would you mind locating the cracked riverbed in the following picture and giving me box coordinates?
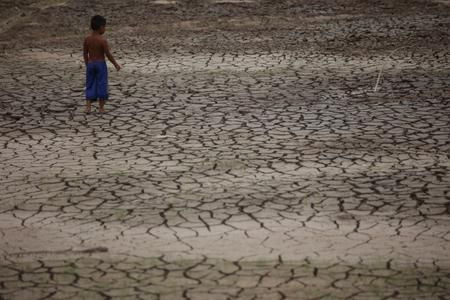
[1,0,450,299]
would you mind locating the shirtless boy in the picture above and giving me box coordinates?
[83,15,121,113]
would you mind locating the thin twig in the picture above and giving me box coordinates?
[373,46,408,92]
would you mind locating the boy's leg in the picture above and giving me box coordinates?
[99,99,106,113]
[85,100,92,113]
[97,62,108,114]
[85,63,95,113]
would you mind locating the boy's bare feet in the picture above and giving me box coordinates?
[99,99,106,113]
[85,100,92,113]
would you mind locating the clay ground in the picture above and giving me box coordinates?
[1,0,450,299]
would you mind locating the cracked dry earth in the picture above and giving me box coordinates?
[1,0,450,299]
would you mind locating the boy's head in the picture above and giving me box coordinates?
[91,15,106,33]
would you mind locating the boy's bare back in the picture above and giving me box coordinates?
[83,33,120,70]
[84,34,107,62]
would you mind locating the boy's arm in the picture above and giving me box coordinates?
[103,39,121,71]
[83,38,89,65]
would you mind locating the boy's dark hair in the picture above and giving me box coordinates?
[91,15,106,31]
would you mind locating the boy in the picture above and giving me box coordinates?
[83,15,121,113]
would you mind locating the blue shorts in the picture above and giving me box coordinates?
[85,61,108,101]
